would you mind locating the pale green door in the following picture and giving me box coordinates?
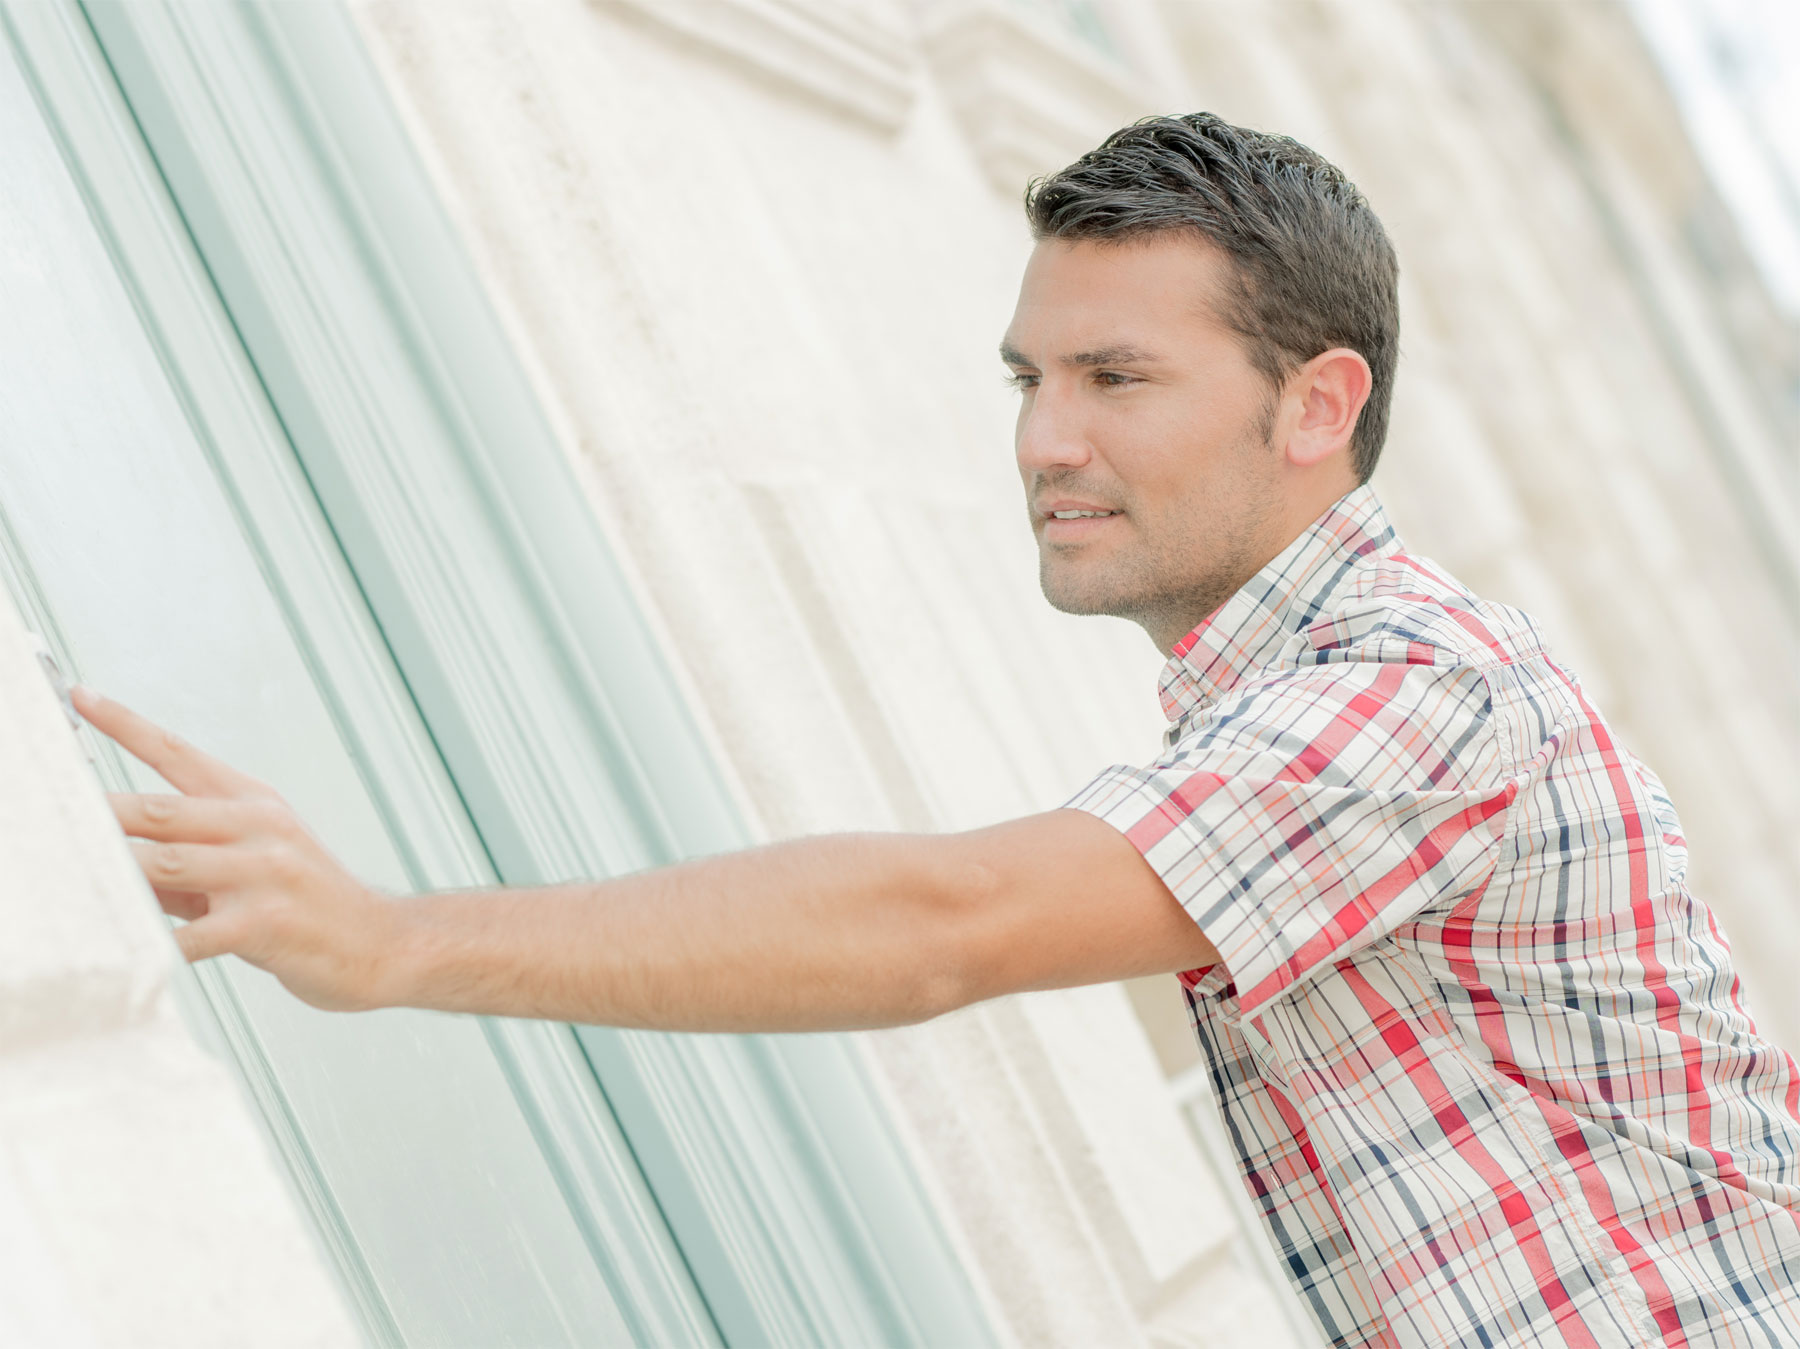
[0,18,713,1348]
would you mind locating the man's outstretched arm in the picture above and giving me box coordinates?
[72,686,1220,1030]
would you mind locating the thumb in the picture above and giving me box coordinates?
[172,912,245,964]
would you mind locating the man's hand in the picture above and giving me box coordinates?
[70,686,398,1012]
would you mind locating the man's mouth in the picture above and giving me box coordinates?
[1041,509,1123,541]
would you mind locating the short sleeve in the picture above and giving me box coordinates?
[1064,656,1512,1017]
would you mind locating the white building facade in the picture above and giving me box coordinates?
[1,1,1791,1345]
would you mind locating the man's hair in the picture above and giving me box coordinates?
[1024,113,1400,484]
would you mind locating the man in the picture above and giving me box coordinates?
[75,114,1800,1347]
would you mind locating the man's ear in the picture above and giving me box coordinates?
[1283,347,1371,470]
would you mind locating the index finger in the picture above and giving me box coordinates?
[69,685,271,799]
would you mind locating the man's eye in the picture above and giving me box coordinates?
[1095,371,1138,387]
[1004,372,1040,391]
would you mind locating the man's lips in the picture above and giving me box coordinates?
[1041,510,1123,541]
[1037,498,1120,519]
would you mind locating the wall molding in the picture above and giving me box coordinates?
[601,0,917,130]
[921,0,1146,195]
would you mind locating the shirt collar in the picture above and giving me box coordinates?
[1155,485,1401,720]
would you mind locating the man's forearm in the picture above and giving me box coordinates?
[378,832,979,1031]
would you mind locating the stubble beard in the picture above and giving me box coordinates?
[1036,433,1282,649]
[1038,513,1265,647]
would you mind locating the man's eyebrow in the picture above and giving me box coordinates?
[1063,343,1161,367]
[997,342,1162,367]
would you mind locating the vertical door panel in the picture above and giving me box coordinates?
[0,23,684,1347]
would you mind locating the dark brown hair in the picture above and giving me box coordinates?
[1025,113,1399,483]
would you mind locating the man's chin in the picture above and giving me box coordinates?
[1038,574,1136,621]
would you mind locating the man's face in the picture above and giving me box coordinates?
[1001,234,1291,651]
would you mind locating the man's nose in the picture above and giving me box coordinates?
[1014,383,1095,475]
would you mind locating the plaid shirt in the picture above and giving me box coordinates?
[1064,486,1800,1347]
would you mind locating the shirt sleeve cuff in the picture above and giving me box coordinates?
[1058,764,1235,991]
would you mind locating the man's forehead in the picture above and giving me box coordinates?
[1003,237,1236,365]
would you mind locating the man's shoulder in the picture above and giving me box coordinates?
[1181,547,1527,777]
[1292,546,1547,676]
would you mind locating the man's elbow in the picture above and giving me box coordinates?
[894,837,1007,1022]
[906,810,1220,1007]
[904,830,1058,1020]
